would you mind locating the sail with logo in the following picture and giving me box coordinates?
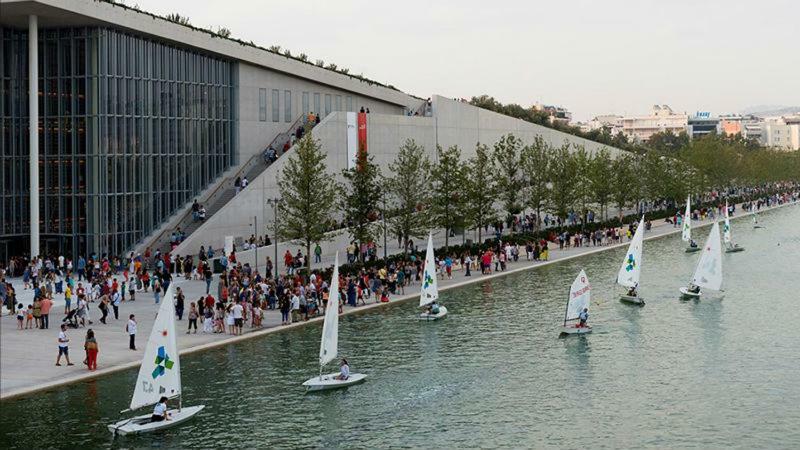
[723,200,745,253]
[108,285,204,435]
[683,196,700,253]
[560,269,592,335]
[617,217,645,305]
[418,232,448,320]
[680,221,723,299]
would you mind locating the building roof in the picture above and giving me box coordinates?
[0,0,419,108]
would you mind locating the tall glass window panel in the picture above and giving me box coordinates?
[302,91,309,114]
[271,89,279,122]
[324,94,332,117]
[258,88,266,121]
[284,90,291,122]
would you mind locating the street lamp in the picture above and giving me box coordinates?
[381,190,388,259]
[266,197,282,279]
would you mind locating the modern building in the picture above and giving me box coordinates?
[0,0,622,262]
[686,112,720,139]
[760,117,800,151]
[580,115,623,135]
[533,102,572,125]
[620,105,688,142]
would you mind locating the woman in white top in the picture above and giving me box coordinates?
[151,396,170,422]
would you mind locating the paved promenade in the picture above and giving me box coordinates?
[1,201,794,400]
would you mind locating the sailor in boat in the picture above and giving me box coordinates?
[334,358,350,381]
[151,396,171,423]
[687,284,700,294]
[627,283,638,298]
[578,308,590,328]
[689,239,698,249]
[426,301,441,316]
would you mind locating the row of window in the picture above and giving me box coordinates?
[257,89,355,123]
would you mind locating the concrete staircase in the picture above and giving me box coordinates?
[137,115,308,255]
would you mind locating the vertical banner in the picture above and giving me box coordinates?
[357,112,368,155]
[224,236,233,257]
[346,112,357,170]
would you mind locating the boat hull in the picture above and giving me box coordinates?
[303,372,367,392]
[725,246,745,253]
[108,405,205,436]
[685,247,701,253]
[619,294,645,305]
[418,305,448,321]
[560,325,592,336]
[679,287,701,299]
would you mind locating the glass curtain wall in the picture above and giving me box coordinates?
[0,26,236,261]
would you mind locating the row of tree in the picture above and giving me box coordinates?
[276,131,800,275]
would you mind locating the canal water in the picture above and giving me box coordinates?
[2,206,799,449]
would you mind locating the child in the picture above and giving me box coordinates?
[203,307,213,333]
[17,303,24,329]
[252,304,262,328]
[380,290,390,303]
[25,304,34,329]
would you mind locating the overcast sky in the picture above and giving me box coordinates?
[134,0,799,120]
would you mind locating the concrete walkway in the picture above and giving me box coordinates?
[1,200,795,400]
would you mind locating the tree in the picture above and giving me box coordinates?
[520,136,551,230]
[340,147,382,261]
[492,134,524,221]
[464,143,497,244]
[547,143,578,223]
[385,139,432,255]
[277,135,338,275]
[431,145,467,250]
[611,153,637,220]
[587,148,614,221]
[571,145,592,227]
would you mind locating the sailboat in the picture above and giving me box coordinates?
[560,269,592,335]
[723,200,745,253]
[108,285,204,435]
[683,195,700,253]
[617,217,645,305]
[302,253,367,391]
[679,221,723,299]
[418,232,448,320]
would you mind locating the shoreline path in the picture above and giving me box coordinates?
[1,200,795,400]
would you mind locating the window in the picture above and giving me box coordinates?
[272,89,279,122]
[335,95,342,112]
[302,91,309,114]
[258,88,266,121]
[313,93,321,115]
[284,90,292,122]
[346,96,353,112]
[325,94,332,116]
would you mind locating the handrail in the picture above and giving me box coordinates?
[137,114,307,253]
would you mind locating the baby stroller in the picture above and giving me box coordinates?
[62,309,79,328]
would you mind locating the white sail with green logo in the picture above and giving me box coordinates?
[682,195,692,242]
[419,233,439,307]
[129,285,181,411]
[723,200,732,244]
[617,217,645,289]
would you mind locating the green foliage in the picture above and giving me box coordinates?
[340,147,383,260]
[385,140,433,254]
[492,134,524,217]
[611,153,638,219]
[646,130,690,153]
[587,148,614,220]
[464,143,497,243]
[277,136,338,275]
[431,145,468,249]
[547,142,578,221]
[520,136,551,229]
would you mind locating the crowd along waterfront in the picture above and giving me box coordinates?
[1,204,798,449]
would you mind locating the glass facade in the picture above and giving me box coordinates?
[0,26,236,260]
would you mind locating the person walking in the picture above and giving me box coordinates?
[84,329,99,370]
[187,303,198,334]
[56,324,74,366]
[153,280,162,304]
[126,314,137,350]
[175,287,185,321]
[98,294,109,324]
[111,289,121,320]
[40,295,52,329]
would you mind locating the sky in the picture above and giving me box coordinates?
[132,0,800,121]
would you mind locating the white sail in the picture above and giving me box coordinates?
[565,269,591,323]
[319,253,341,367]
[419,233,439,307]
[617,217,645,288]
[691,221,723,291]
[129,284,181,411]
[723,200,732,244]
[682,195,692,242]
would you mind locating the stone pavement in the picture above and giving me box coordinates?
[1,200,794,400]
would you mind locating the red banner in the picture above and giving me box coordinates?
[357,112,368,154]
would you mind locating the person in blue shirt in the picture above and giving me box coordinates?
[578,308,589,327]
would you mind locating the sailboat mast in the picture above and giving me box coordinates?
[563,286,570,327]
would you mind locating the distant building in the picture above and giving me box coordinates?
[719,114,761,138]
[686,112,720,139]
[760,117,800,151]
[533,102,573,125]
[582,115,624,135]
[621,105,688,142]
